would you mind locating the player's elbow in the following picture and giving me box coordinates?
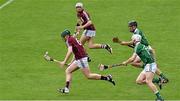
[129,58,134,63]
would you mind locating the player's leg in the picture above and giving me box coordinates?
[82,30,112,53]
[65,62,79,88]
[145,63,164,100]
[156,66,169,83]
[81,67,115,85]
[149,46,169,83]
[78,57,115,85]
[80,33,88,45]
[58,61,79,93]
[136,71,146,85]
[88,36,102,49]
[88,37,112,53]
[79,32,92,62]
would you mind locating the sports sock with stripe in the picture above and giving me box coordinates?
[155,91,163,99]
[65,81,70,89]
[160,73,167,79]
[101,44,107,49]
[100,76,108,80]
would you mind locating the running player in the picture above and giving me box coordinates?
[113,20,168,84]
[58,29,115,94]
[121,34,164,101]
[74,2,112,54]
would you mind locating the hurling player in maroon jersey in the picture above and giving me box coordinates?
[74,2,112,55]
[58,29,115,94]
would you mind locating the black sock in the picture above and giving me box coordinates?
[100,76,108,80]
[65,81,70,89]
[160,73,167,79]
[101,44,107,49]
[104,65,108,69]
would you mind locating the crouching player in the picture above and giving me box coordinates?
[121,34,164,101]
[58,29,115,94]
[113,21,168,84]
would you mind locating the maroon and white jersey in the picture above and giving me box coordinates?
[77,10,95,30]
[66,36,87,60]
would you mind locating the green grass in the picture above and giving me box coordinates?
[0,0,180,100]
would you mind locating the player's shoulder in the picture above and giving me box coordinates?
[134,28,143,35]
[83,10,90,16]
[134,28,139,33]
[67,36,75,42]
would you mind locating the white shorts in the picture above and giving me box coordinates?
[143,62,157,73]
[83,30,96,37]
[74,57,89,68]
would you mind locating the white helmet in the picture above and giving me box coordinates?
[75,2,83,8]
[131,34,142,43]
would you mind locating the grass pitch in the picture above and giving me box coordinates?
[0,0,180,100]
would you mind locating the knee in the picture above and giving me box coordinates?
[88,44,94,49]
[84,73,92,79]
[145,79,152,84]
[136,79,143,85]
[65,69,70,74]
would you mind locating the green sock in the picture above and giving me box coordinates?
[155,91,163,99]
[160,73,167,79]
[152,78,159,84]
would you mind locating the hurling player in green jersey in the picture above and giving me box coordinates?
[122,34,164,101]
[114,21,168,84]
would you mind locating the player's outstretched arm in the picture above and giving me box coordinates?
[68,55,75,66]
[60,46,73,67]
[121,40,134,46]
[112,37,134,48]
[122,53,137,65]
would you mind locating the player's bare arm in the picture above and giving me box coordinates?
[121,40,133,46]
[77,20,92,30]
[60,46,73,67]
[112,37,134,48]
[68,56,75,66]
[122,53,137,65]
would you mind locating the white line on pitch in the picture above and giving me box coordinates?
[0,0,14,10]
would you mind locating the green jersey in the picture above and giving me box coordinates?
[133,28,149,46]
[134,42,154,65]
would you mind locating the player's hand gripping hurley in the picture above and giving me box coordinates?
[43,51,69,67]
